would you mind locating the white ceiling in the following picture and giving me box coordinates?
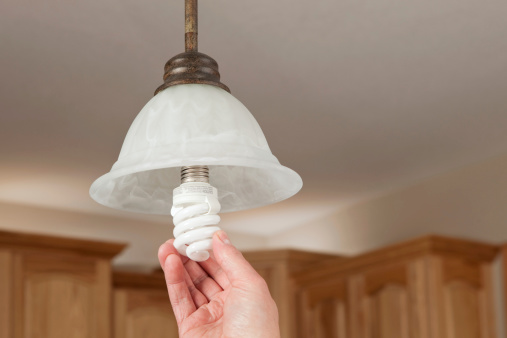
[1,0,507,236]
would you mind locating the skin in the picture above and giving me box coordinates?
[158,230,281,338]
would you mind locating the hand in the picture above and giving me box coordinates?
[158,230,280,338]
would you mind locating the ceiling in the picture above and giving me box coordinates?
[1,0,507,236]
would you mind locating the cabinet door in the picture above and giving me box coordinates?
[350,261,428,338]
[299,279,348,338]
[252,263,295,338]
[0,250,12,338]
[114,288,178,338]
[428,257,496,338]
[254,264,287,309]
[13,252,111,338]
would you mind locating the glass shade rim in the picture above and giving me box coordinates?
[90,158,303,214]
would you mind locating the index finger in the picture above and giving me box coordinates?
[163,254,197,325]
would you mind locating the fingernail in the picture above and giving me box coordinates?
[216,230,231,245]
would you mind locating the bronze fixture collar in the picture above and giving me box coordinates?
[155,0,230,95]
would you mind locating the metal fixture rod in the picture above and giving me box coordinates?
[181,165,209,183]
[185,0,198,52]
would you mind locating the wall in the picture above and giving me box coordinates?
[268,152,507,254]
[0,201,267,269]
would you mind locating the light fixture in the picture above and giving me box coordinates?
[90,0,302,261]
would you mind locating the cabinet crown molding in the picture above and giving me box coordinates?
[0,229,126,259]
[243,249,340,264]
[295,235,499,286]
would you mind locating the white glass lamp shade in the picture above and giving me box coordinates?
[90,84,302,214]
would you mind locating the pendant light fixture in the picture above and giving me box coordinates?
[90,0,302,261]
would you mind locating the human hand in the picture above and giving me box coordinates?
[158,230,280,338]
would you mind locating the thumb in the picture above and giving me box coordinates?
[212,230,261,287]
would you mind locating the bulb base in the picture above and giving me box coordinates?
[181,165,209,184]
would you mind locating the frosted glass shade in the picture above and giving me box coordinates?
[90,84,302,214]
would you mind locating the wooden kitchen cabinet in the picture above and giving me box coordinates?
[295,236,499,338]
[126,249,340,338]
[112,271,178,338]
[298,277,349,338]
[0,230,125,338]
[426,255,496,338]
[0,230,501,338]
[243,249,340,338]
[348,260,428,338]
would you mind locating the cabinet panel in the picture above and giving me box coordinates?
[311,298,347,338]
[352,260,429,338]
[366,285,409,338]
[0,251,12,338]
[13,252,111,338]
[254,265,285,309]
[300,280,348,338]
[250,262,292,338]
[114,288,178,338]
[362,264,411,338]
[25,275,93,338]
[430,257,495,338]
[443,281,480,338]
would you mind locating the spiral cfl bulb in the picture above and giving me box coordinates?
[171,166,222,262]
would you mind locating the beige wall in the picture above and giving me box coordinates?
[0,201,267,268]
[4,152,507,266]
[268,152,507,254]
